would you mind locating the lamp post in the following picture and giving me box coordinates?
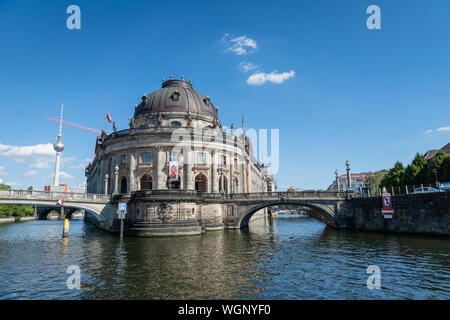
[434,169,439,189]
[345,160,352,191]
[335,170,340,192]
[104,174,109,195]
[113,164,119,195]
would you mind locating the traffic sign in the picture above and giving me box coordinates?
[118,202,127,212]
[381,193,394,218]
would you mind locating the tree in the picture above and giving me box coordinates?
[27,186,33,192]
[405,153,428,185]
[365,170,387,196]
[0,183,10,190]
[381,161,406,188]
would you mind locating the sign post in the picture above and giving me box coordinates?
[381,193,394,219]
[117,202,127,238]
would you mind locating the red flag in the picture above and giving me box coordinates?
[106,112,113,123]
[93,151,96,158]
[57,199,64,206]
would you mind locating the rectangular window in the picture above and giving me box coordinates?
[121,155,127,164]
[142,152,152,163]
[169,152,179,162]
[197,152,206,164]
[220,155,226,166]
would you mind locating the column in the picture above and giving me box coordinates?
[211,150,219,193]
[185,147,194,190]
[129,151,136,192]
[229,152,234,193]
[240,156,246,193]
[104,174,109,195]
[156,147,166,189]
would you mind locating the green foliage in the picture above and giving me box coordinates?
[0,205,34,217]
[381,151,450,188]
[0,184,11,190]
[27,186,33,192]
[365,170,387,196]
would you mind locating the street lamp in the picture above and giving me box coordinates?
[345,160,352,191]
[113,164,119,195]
[335,170,339,191]
[434,169,439,189]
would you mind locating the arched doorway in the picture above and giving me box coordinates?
[120,177,128,194]
[219,175,228,193]
[140,175,152,190]
[195,173,208,192]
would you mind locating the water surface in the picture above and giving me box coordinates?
[0,214,449,299]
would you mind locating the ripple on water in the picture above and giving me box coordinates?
[0,217,449,299]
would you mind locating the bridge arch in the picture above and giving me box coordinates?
[238,200,337,228]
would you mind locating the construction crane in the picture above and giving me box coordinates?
[45,116,102,134]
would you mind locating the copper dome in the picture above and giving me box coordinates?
[134,79,218,119]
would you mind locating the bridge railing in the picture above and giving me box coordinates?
[129,190,347,200]
[0,189,111,202]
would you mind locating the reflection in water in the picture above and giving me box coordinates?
[0,214,449,300]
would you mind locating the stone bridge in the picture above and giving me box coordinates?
[0,189,112,227]
[3,189,447,236]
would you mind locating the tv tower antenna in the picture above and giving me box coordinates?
[52,103,65,186]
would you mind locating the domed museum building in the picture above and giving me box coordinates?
[85,77,275,236]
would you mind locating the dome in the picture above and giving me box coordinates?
[134,79,218,119]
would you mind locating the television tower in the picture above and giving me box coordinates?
[53,103,65,186]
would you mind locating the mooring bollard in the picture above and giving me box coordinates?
[62,218,70,238]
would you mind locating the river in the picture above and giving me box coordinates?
[0,214,449,300]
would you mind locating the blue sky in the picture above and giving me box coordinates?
[0,0,449,191]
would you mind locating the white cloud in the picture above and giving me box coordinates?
[0,142,55,164]
[24,170,39,178]
[30,161,51,169]
[0,166,7,176]
[423,129,433,134]
[247,70,295,86]
[239,61,258,73]
[5,181,22,188]
[0,178,3,184]
[45,171,74,180]
[70,163,86,169]
[437,125,450,132]
[222,34,258,55]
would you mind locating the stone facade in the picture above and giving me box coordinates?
[85,78,273,236]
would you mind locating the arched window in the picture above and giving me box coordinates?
[195,174,208,192]
[120,177,128,194]
[171,121,181,127]
[140,175,152,190]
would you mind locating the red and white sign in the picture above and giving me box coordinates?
[381,193,394,218]
[57,199,65,206]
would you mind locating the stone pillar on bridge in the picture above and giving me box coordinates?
[335,170,340,192]
[211,150,219,193]
[184,147,194,190]
[156,146,166,189]
[129,151,136,192]
[113,164,119,195]
[59,206,65,220]
[104,174,109,195]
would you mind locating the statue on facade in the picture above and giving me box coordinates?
[101,130,107,142]
[157,113,163,125]
[129,117,136,134]
[186,114,192,127]
[112,121,117,136]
